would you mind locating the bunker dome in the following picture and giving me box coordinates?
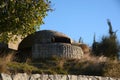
[18,30,83,61]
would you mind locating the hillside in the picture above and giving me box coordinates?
[0,53,120,78]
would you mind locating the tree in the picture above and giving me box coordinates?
[100,35,119,58]
[78,37,83,43]
[107,19,114,36]
[92,20,120,59]
[92,33,101,56]
[100,20,119,59]
[0,0,51,43]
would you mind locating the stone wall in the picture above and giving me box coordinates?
[32,43,83,59]
[0,73,119,80]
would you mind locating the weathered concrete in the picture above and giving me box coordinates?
[32,43,83,59]
[17,30,84,61]
[0,73,120,80]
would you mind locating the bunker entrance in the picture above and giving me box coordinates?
[52,37,71,43]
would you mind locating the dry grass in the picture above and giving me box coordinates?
[0,53,120,78]
[0,53,14,73]
[0,53,41,74]
[81,54,108,63]
[103,59,120,78]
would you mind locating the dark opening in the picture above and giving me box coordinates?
[52,37,71,43]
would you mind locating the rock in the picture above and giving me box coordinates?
[12,73,29,80]
[41,74,48,80]
[49,75,67,80]
[77,75,89,80]
[0,73,120,80]
[0,73,12,80]
[66,75,78,80]
[71,75,77,80]
[29,74,41,80]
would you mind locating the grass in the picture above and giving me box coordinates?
[103,59,120,78]
[0,53,120,78]
[7,62,40,74]
[0,53,14,73]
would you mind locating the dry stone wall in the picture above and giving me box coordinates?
[0,73,119,80]
[32,43,83,59]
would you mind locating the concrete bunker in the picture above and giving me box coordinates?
[17,30,83,61]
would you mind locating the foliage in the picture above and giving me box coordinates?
[100,36,119,58]
[92,20,120,59]
[7,62,40,74]
[1,53,120,78]
[0,0,51,43]
[31,56,107,76]
[103,60,120,78]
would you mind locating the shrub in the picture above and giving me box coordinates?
[103,60,120,78]
[92,20,120,59]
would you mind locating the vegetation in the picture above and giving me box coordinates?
[0,0,119,79]
[0,54,120,78]
[103,60,120,78]
[0,0,51,43]
[92,19,120,59]
[0,19,120,78]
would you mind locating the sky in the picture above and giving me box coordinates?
[40,0,120,46]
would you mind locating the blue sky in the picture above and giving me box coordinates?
[40,0,120,46]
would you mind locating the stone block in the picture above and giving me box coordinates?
[12,73,29,80]
[0,73,12,80]
[48,75,67,80]
[29,74,41,80]
[70,75,77,80]
[0,73,120,80]
[77,75,89,80]
[41,74,48,80]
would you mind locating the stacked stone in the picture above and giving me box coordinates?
[0,73,119,80]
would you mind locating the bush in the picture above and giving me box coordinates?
[103,60,120,78]
[0,53,120,78]
[92,20,120,59]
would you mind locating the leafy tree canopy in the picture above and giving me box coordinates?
[0,0,51,43]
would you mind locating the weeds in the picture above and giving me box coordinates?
[0,53,120,78]
[103,59,120,78]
